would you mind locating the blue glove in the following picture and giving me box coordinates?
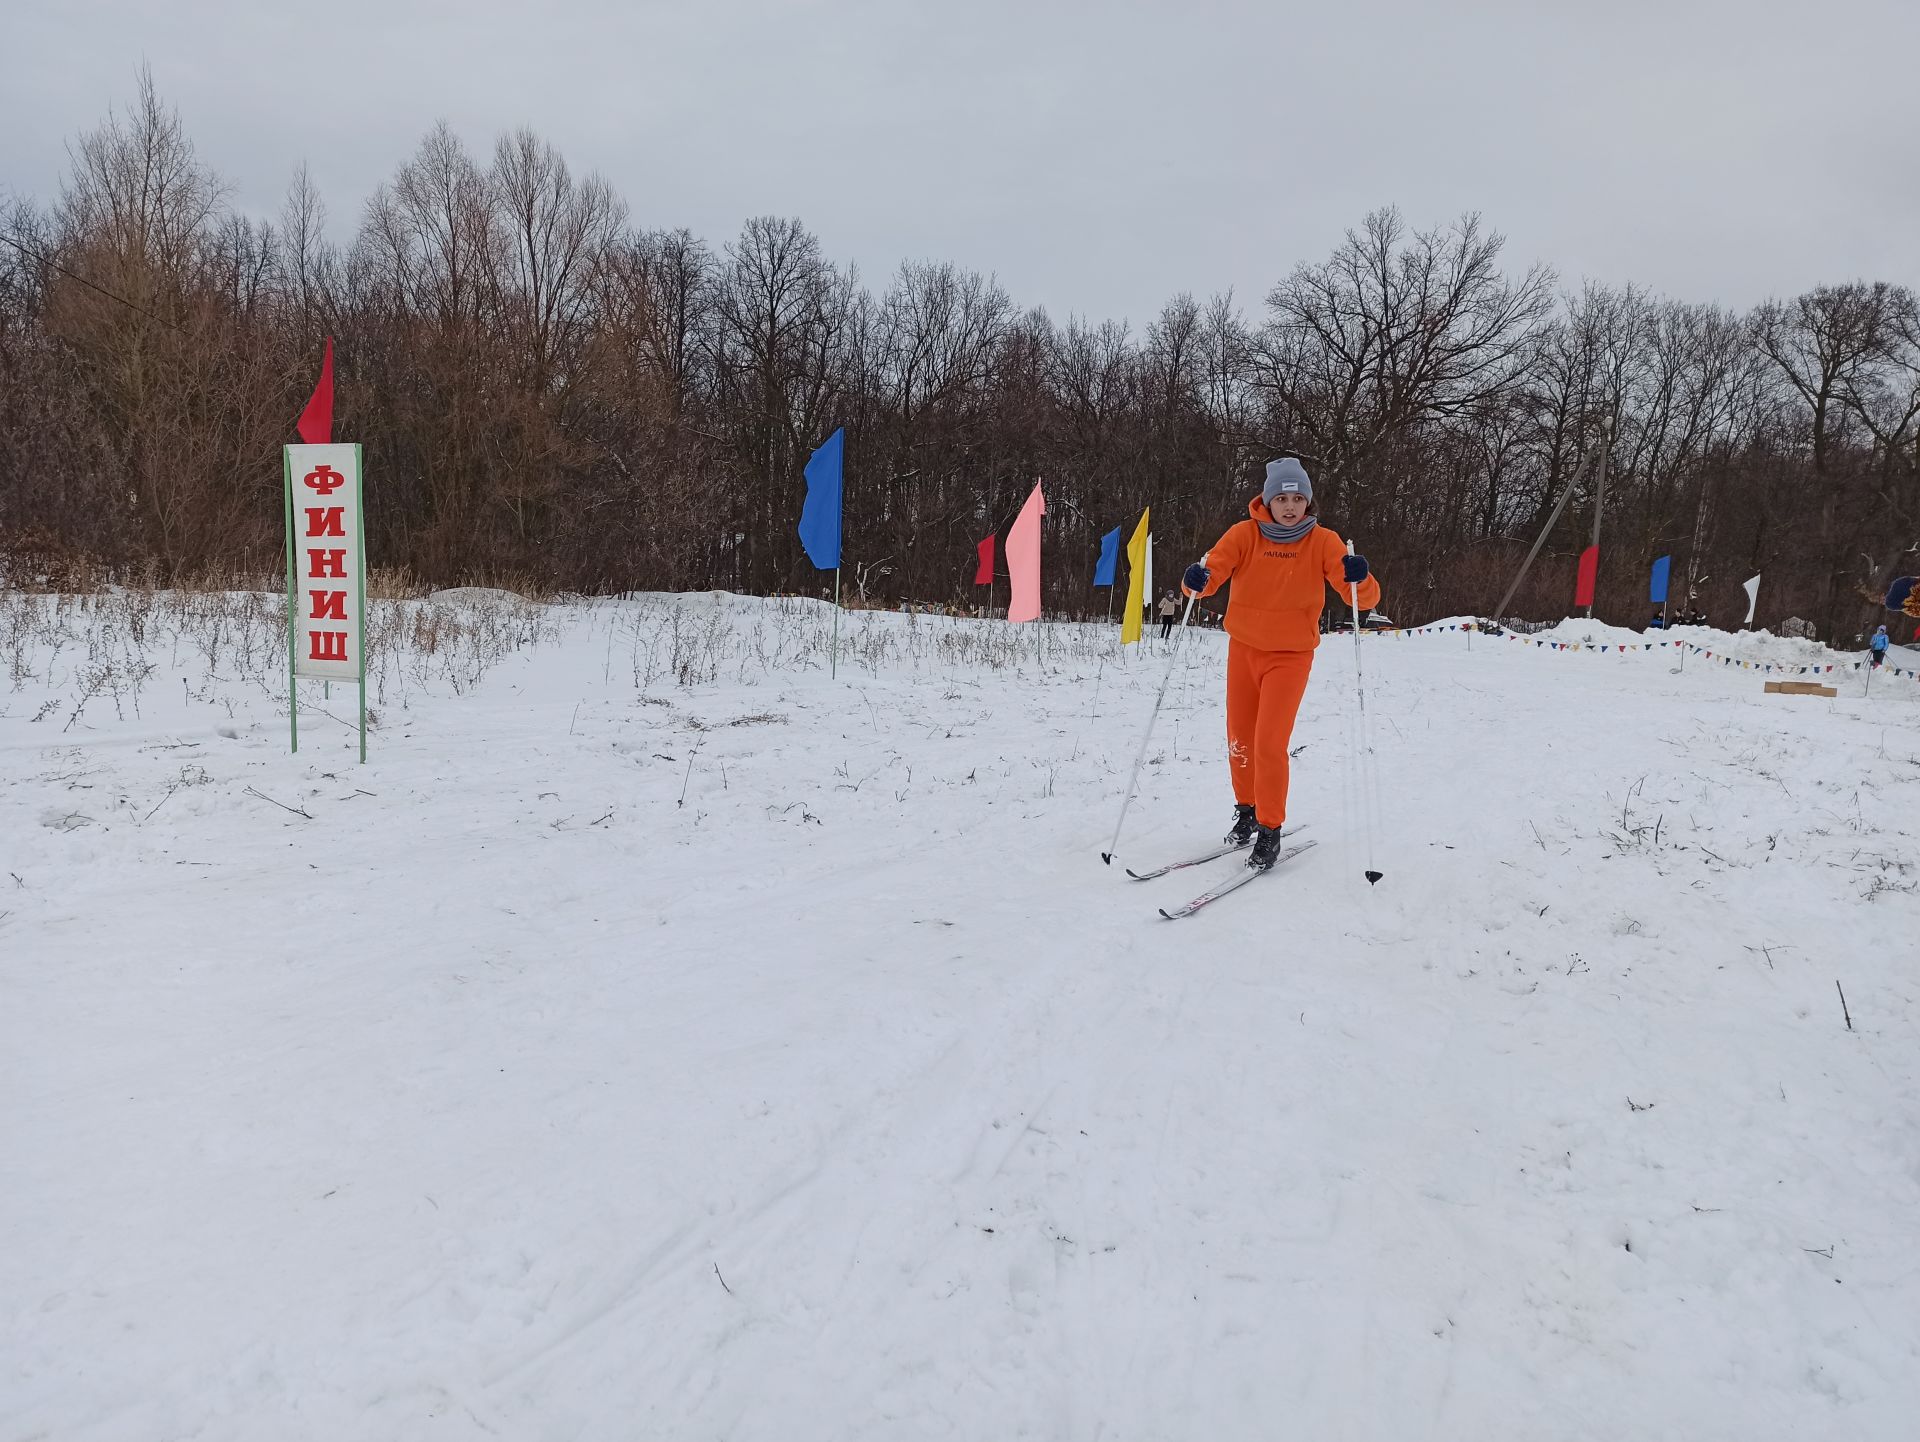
[1342,554,1370,584]
[1182,563,1210,594]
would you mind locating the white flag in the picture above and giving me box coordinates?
[1742,574,1761,626]
[1144,533,1153,622]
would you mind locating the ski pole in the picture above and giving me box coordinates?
[1347,539,1383,885]
[1101,591,1196,865]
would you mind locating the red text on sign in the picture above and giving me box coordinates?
[310,590,347,621]
[303,465,346,496]
[304,506,346,538]
[309,631,349,662]
[307,549,347,579]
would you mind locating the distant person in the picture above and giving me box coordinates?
[1157,592,1180,640]
[1648,611,1665,630]
[1870,624,1890,669]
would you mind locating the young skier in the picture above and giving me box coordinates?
[1870,624,1890,669]
[1182,457,1380,869]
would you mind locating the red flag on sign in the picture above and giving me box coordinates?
[1574,545,1599,607]
[295,337,334,444]
[974,534,994,585]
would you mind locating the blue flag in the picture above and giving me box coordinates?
[1649,555,1671,604]
[798,428,844,570]
[1094,526,1120,587]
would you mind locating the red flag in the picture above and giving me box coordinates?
[1574,545,1599,607]
[295,337,334,445]
[973,535,995,585]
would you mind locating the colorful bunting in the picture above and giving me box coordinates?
[1361,619,1919,685]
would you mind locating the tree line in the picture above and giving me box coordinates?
[3,75,1916,639]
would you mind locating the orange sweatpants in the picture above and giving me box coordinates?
[1226,639,1315,828]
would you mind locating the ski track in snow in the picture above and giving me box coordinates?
[4,594,1919,1441]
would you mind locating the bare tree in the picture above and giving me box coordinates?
[1752,282,1908,626]
[1253,208,1555,523]
[8,80,1920,642]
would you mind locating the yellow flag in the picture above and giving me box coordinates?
[1121,508,1151,644]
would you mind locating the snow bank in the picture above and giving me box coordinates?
[1510,617,1880,671]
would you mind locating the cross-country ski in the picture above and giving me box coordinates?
[1157,840,1320,919]
[1123,824,1307,880]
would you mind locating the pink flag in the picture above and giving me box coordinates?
[1005,481,1045,622]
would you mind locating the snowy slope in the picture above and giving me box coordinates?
[4,591,1918,1441]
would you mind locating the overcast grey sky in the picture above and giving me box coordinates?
[6,0,1916,324]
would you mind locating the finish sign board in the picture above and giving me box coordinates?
[283,443,368,759]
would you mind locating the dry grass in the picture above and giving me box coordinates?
[1,585,561,728]
[1,573,1178,738]
[607,592,1143,693]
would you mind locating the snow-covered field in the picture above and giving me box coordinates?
[5,589,1918,1441]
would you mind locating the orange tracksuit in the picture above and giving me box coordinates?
[1190,500,1382,828]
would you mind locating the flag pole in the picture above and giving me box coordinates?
[1348,539,1383,886]
[799,427,846,677]
[1585,420,1611,620]
[357,443,368,764]
[284,450,299,754]
[1102,593,1195,864]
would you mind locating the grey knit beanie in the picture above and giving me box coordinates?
[1263,457,1313,508]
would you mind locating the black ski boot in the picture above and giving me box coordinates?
[1225,803,1258,847]
[1247,823,1285,870]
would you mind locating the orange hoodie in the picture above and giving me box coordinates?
[1192,498,1382,652]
